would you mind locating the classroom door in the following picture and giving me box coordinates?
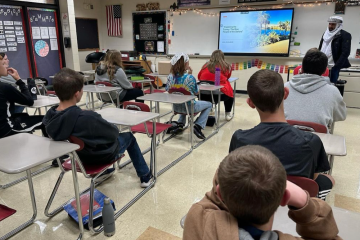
[0,5,32,79]
[27,7,62,84]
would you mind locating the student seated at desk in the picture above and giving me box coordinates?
[95,50,144,104]
[198,50,234,121]
[284,49,346,131]
[0,58,45,139]
[229,70,334,199]
[43,68,152,187]
[183,146,341,240]
[165,53,212,140]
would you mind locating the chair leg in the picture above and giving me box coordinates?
[44,170,67,217]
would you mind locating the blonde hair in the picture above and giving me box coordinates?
[202,50,230,74]
[106,50,124,80]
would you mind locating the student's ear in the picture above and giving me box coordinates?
[216,184,224,201]
[280,189,291,207]
[284,87,289,100]
[246,98,256,109]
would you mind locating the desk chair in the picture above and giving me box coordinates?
[143,75,165,94]
[287,120,327,133]
[44,136,124,234]
[167,88,200,129]
[287,175,319,198]
[95,81,119,109]
[123,101,172,147]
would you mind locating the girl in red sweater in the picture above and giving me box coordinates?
[198,50,233,121]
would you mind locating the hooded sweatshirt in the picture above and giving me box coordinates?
[42,105,120,164]
[95,64,133,102]
[284,74,346,131]
[183,173,342,240]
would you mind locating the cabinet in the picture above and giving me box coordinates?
[340,70,360,108]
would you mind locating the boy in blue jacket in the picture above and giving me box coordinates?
[43,68,152,187]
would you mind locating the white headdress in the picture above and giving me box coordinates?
[321,16,343,58]
[170,52,189,66]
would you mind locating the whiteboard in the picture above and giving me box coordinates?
[168,4,360,58]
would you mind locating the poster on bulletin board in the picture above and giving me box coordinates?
[0,5,32,78]
[133,11,167,55]
[28,8,62,84]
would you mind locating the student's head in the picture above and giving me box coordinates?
[53,68,84,103]
[247,70,287,113]
[327,15,342,32]
[302,49,328,76]
[217,145,287,226]
[0,53,9,68]
[106,50,124,80]
[170,53,189,76]
[205,49,230,73]
[0,54,7,76]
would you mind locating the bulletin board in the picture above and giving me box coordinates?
[28,7,62,84]
[0,5,32,78]
[75,18,100,50]
[132,11,167,55]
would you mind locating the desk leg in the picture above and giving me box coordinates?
[190,101,194,149]
[152,120,157,180]
[91,92,95,111]
[70,152,84,239]
[0,170,37,240]
[328,155,334,175]
[217,92,221,129]
[232,82,236,116]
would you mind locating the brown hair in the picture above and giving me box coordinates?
[53,68,84,101]
[302,48,328,76]
[247,69,284,113]
[218,145,287,226]
[170,56,186,76]
[202,50,230,74]
[106,50,124,80]
[0,53,5,59]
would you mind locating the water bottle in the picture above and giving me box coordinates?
[215,67,221,86]
[102,198,115,237]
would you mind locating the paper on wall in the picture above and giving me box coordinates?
[157,41,164,52]
[5,31,14,34]
[219,0,230,4]
[17,36,25,43]
[6,38,15,42]
[32,27,41,39]
[50,38,58,50]
[15,26,22,31]
[5,26,14,30]
[14,21,22,25]
[0,35,4,39]
[7,42,17,46]
[6,35,15,38]
[0,40,5,46]
[8,47,17,51]
[4,21,13,25]
[15,31,23,36]
[48,27,57,39]
[40,27,49,39]
[0,48,7,52]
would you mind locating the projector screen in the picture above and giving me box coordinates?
[218,9,294,57]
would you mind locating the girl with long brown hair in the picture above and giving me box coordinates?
[95,50,144,103]
[165,53,212,140]
[198,50,234,121]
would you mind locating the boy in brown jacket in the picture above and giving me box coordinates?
[183,145,341,240]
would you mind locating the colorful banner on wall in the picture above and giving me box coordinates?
[231,59,300,74]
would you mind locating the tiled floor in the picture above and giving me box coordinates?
[0,94,359,240]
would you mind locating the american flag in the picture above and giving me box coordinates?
[106,5,122,37]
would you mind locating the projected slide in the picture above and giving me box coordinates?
[219,9,294,56]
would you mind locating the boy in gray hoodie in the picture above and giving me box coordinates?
[284,49,346,131]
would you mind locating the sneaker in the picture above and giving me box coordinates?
[225,112,233,121]
[140,172,153,188]
[209,108,215,116]
[51,155,69,167]
[193,124,206,140]
[95,168,115,183]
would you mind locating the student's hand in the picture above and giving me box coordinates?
[284,181,308,209]
[7,68,21,80]
[187,66,193,74]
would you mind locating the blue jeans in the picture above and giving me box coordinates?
[174,100,212,129]
[330,67,340,84]
[14,106,25,113]
[117,132,150,181]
